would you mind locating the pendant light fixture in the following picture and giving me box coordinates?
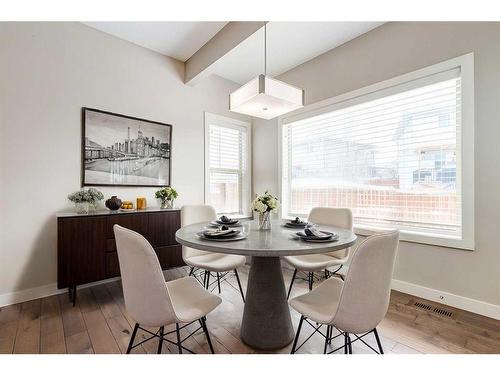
[229,22,304,120]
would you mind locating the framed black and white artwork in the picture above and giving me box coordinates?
[82,107,172,187]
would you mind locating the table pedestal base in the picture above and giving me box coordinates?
[241,256,294,350]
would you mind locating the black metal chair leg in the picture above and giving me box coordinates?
[323,325,331,354]
[287,269,298,299]
[126,323,139,354]
[290,315,305,354]
[373,328,384,354]
[203,270,208,288]
[347,333,352,354]
[324,269,329,279]
[216,273,221,293]
[189,267,194,276]
[234,269,245,302]
[344,332,348,354]
[206,271,211,290]
[308,272,313,290]
[157,326,164,354]
[200,317,215,354]
[176,323,182,354]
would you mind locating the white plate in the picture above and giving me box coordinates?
[196,232,248,242]
[290,233,339,243]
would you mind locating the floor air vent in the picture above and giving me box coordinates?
[433,307,453,317]
[414,302,432,310]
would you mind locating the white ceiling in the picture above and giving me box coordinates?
[83,22,228,61]
[208,22,384,84]
[83,21,383,83]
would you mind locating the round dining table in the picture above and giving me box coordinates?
[175,220,357,350]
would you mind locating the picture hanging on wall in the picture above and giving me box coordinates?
[82,107,172,187]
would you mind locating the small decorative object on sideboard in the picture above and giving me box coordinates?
[105,195,122,211]
[67,188,104,214]
[121,201,134,210]
[137,197,147,210]
[155,186,178,209]
[252,191,279,231]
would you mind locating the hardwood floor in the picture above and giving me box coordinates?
[1,265,499,354]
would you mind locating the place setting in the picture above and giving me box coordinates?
[282,216,310,229]
[290,225,339,243]
[207,215,242,228]
[196,225,248,242]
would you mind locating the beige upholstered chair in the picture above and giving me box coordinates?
[114,225,222,354]
[181,205,246,301]
[284,207,353,298]
[289,230,399,354]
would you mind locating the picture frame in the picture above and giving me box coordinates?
[81,107,172,187]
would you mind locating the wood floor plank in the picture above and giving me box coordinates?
[0,303,21,353]
[13,299,41,353]
[78,288,120,354]
[40,295,66,353]
[0,320,19,354]
[58,293,87,337]
[66,331,93,354]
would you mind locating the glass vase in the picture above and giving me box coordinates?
[75,202,90,214]
[259,211,272,231]
[161,199,174,209]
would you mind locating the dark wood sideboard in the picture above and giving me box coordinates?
[57,208,183,305]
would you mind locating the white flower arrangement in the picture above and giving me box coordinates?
[251,191,280,213]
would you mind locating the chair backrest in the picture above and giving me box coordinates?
[308,207,353,259]
[181,204,217,259]
[331,230,399,334]
[113,225,176,327]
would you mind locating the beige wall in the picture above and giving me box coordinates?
[253,22,500,306]
[0,22,248,297]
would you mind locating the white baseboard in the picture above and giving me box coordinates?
[0,276,121,308]
[391,279,500,320]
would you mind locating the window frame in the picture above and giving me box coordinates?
[278,53,475,250]
[204,112,252,218]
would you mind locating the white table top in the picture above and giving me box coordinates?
[175,220,357,257]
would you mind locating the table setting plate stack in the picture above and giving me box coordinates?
[290,223,339,243]
[197,216,247,241]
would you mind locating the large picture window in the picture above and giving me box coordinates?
[205,113,251,217]
[281,54,474,249]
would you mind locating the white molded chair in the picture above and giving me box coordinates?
[181,205,246,302]
[114,225,222,354]
[284,207,353,298]
[289,230,399,354]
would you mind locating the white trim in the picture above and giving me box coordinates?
[0,276,121,308]
[278,53,475,250]
[391,279,500,321]
[204,112,252,217]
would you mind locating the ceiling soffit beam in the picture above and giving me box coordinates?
[184,21,264,86]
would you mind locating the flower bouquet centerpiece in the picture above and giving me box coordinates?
[251,191,279,230]
[67,188,104,214]
[155,186,178,209]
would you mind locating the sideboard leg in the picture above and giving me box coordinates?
[72,284,77,306]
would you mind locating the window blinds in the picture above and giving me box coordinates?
[207,123,248,215]
[282,70,462,238]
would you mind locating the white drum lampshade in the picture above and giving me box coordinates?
[230,75,304,120]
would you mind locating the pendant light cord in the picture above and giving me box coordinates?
[264,21,267,76]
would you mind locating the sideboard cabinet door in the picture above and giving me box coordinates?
[147,211,180,247]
